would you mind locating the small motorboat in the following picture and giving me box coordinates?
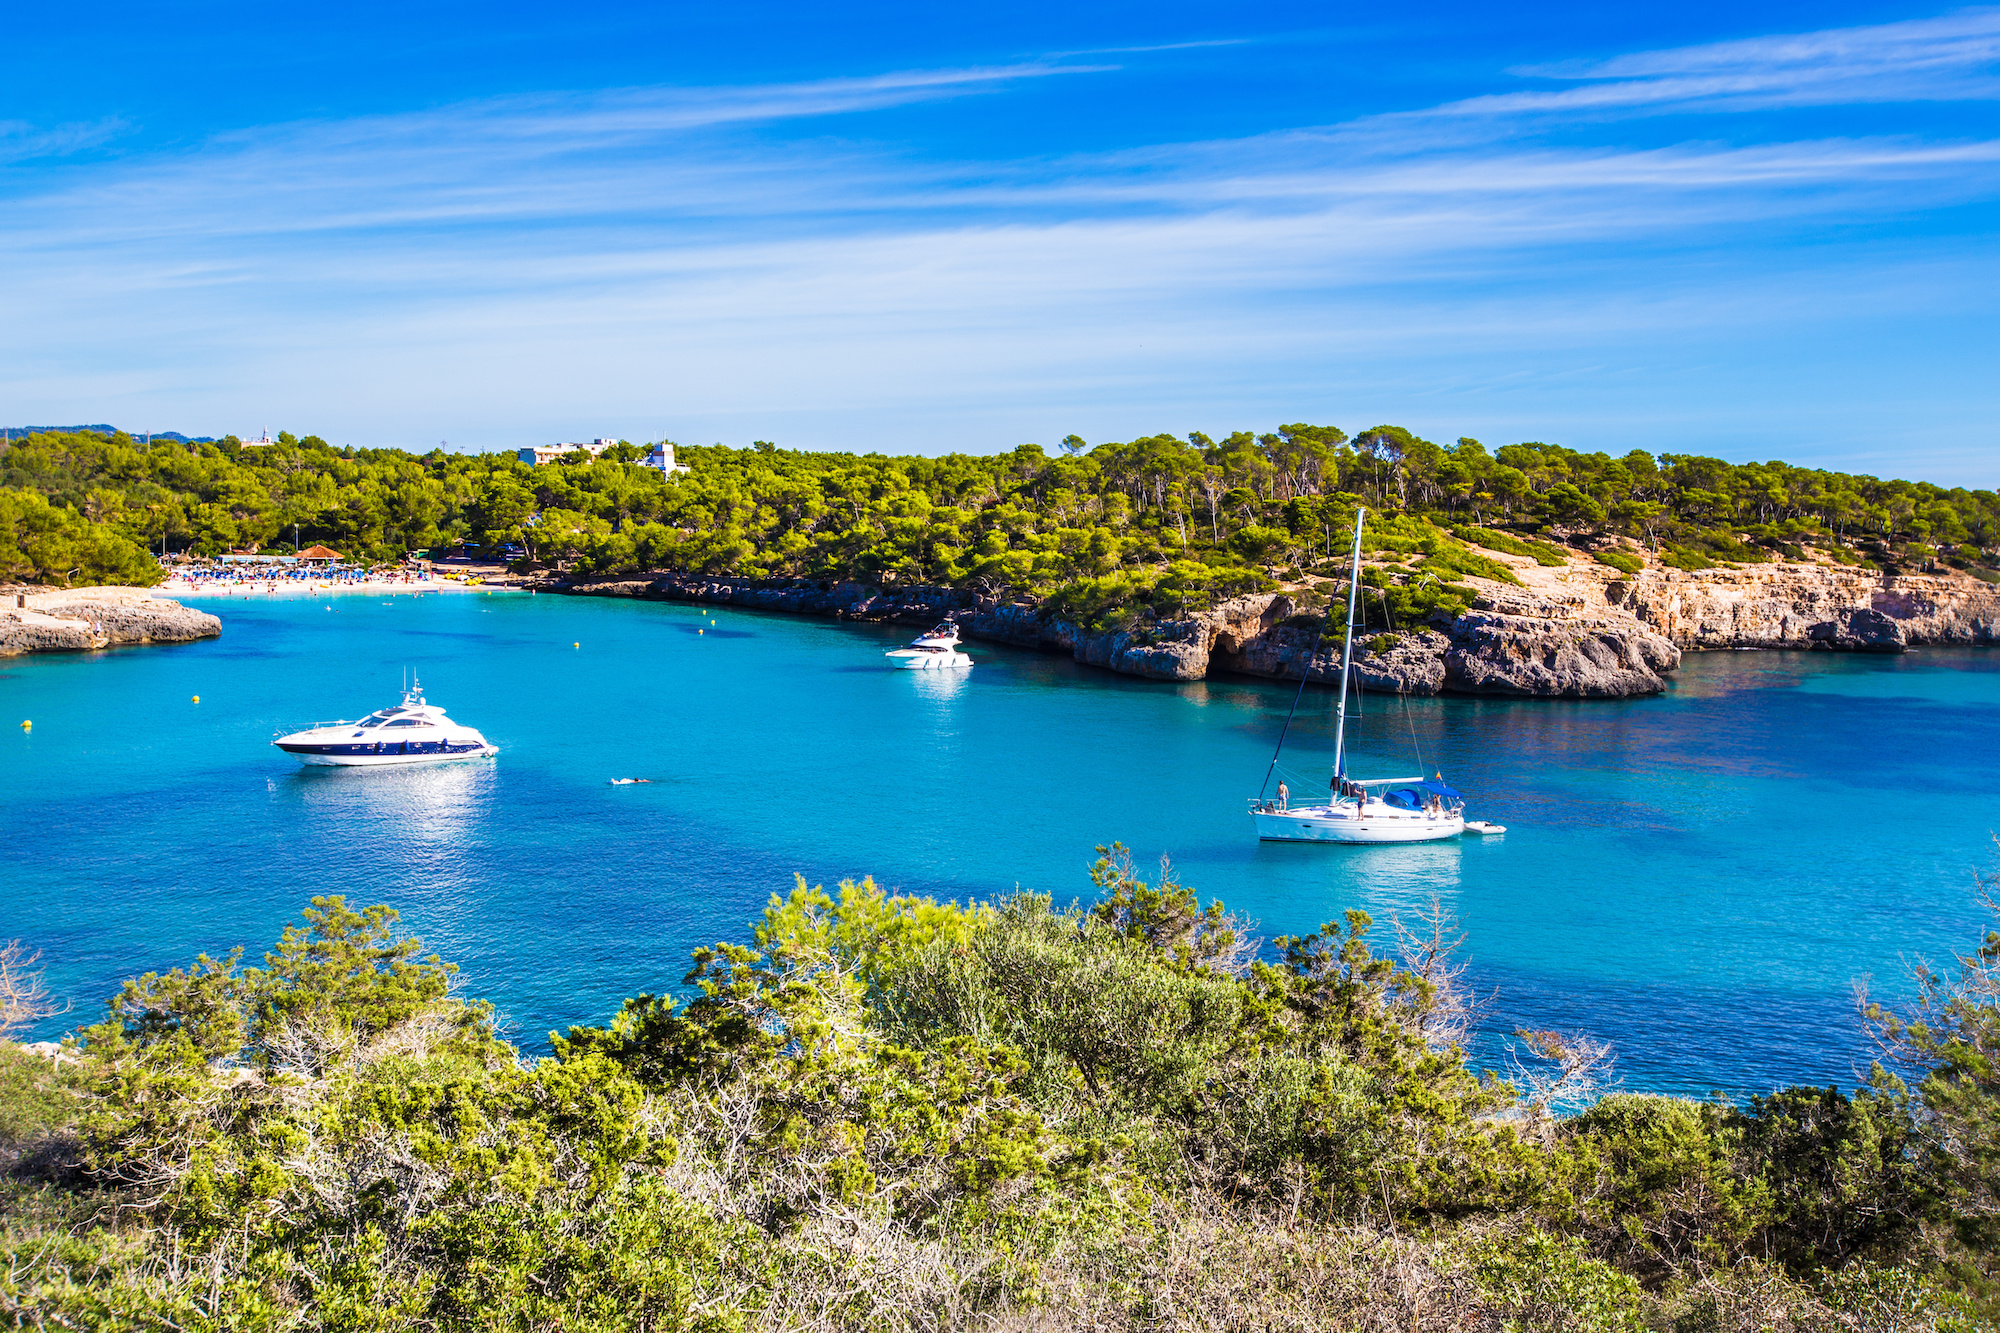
[608,778,652,786]
[885,621,974,670]
[1464,820,1507,835]
[273,679,497,767]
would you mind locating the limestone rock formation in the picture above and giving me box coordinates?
[0,586,221,657]
[1442,611,1681,697]
[546,556,1995,699]
[0,612,97,655]
[1806,607,1908,653]
[1579,564,1998,649]
[1214,615,1452,695]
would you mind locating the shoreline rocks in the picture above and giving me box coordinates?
[1806,607,1908,653]
[543,573,1687,697]
[1220,602,1682,698]
[536,558,1993,698]
[0,586,221,657]
[1440,610,1681,697]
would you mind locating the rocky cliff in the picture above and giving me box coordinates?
[545,557,1994,698]
[0,586,221,657]
[1492,554,2000,650]
[1218,599,1682,698]
[547,573,1684,697]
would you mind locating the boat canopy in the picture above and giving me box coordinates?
[1417,779,1464,799]
[1355,775,1425,786]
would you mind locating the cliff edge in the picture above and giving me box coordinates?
[543,573,1687,697]
[543,552,2000,699]
[0,586,222,657]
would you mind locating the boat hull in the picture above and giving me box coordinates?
[281,744,498,768]
[1253,806,1464,844]
[886,652,973,670]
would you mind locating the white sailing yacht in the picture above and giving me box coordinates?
[1249,509,1488,844]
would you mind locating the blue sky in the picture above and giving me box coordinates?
[2,2,1996,484]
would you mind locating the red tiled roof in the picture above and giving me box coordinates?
[299,545,343,559]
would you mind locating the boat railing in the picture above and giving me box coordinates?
[1248,796,1329,814]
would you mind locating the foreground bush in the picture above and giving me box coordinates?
[1,851,1994,1330]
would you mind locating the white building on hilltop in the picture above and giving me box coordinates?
[516,438,689,472]
[519,438,619,466]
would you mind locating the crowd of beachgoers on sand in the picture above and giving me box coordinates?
[153,559,500,598]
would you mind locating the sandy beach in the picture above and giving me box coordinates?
[155,574,522,600]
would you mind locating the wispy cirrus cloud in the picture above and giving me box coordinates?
[277,59,1114,147]
[1431,8,2000,118]
[1,14,1997,476]
[0,117,124,163]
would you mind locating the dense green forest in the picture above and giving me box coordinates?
[3,427,1995,625]
[4,848,1998,1330]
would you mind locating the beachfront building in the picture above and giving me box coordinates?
[518,438,619,466]
[299,545,343,563]
[644,442,690,475]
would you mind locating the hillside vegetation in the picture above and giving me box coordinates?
[2,428,1995,623]
[5,849,1999,1329]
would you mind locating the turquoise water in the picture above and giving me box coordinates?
[4,590,1997,1097]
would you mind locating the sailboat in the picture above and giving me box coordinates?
[1249,509,1488,844]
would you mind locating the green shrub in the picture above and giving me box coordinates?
[1594,549,1644,576]
[1558,1094,1769,1277]
[16,851,2000,1329]
[1737,1083,1921,1270]
[1659,545,1715,572]
[1675,530,1769,564]
[1417,540,1522,586]
[1469,1230,1647,1333]
[1816,1263,1983,1333]
[1043,571,1156,630]
[1454,526,1569,567]
[0,1043,71,1145]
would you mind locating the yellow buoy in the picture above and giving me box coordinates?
[18,720,28,730]
[698,628,704,635]
[573,642,580,648]
[192,695,200,704]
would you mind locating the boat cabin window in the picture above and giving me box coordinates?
[385,718,426,728]
[358,715,388,728]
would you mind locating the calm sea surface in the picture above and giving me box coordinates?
[4,589,1997,1096]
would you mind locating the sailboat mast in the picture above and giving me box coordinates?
[1331,509,1367,780]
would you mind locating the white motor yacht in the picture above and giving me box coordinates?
[273,680,498,767]
[885,621,975,670]
[1248,509,1481,845]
